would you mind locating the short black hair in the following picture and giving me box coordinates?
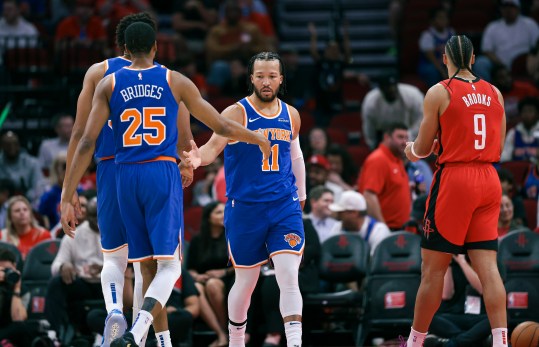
[247,52,287,96]
[309,185,333,201]
[384,122,408,135]
[491,63,508,79]
[445,35,476,83]
[0,248,16,264]
[497,167,514,185]
[116,12,156,50]
[518,97,539,114]
[125,22,156,55]
[429,7,447,20]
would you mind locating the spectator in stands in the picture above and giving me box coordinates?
[406,159,433,201]
[357,123,411,230]
[0,179,15,230]
[491,64,539,118]
[172,0,218,52]
[305,127,329,158]
[474,0,539,81]
[0,196,50,259]
[0,247,31,346]
[46,197,103,346]
[97,0,152,28]
[173,54,209,99]
[280,47,313,110]
[252,217,320,347]
[0,0,38,52]
[192,157,222,206]
[361,75,424,149]
[423,255,492,347]
[498,167,527,226]
[307,186,338,243]
[186,201,231,347]
[55,0,107,48]
[326,144,357,191]
[37,113,73,171]
[166,269,200,346]
[205,0,269,89]
[228,0,276,48]
[0,131,46,205]
[527,38,539,85]
[307,155,344,208]
[417,7,454,87]
[501,97,539,162]
[308,20,352,123]
[498,194,525,237]
[38,152,67,229]
[329,190,391,256]
[523,148,539,200]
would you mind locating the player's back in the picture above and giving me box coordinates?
[224,97,297,202]
[438,77,504,164]
[95,57,132,161]
[109,65,179,163]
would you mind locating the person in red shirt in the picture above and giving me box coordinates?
[55,0,107,46]
[357,123,411,230]
[404,35,508,347]
[0,195,50,259]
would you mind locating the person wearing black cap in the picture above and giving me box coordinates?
[361,75,424,149]
[474,0,539,81]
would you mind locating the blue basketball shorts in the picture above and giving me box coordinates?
[115,160,183,262]
[96,159,127,253]
[224,193,304,267]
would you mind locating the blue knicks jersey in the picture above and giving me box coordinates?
[109,65,179,163]
[94,57,132,160]
[224,97,297,202]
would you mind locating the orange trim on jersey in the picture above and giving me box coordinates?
[286,103,295,135]
[270,249,304,258]
[124,65,158,71]
[233,259,269,269]
[246,96,281,119]
[128,255,154,263]
[154,255,176,260]
[228,102,248,145]
[98,155,115,161]
[101,243,128,253]
[138,156,177,164]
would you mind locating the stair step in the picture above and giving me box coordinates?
[279,25,392,40]
[280,0,391,11]
[280,40,395,53]
[279,9,388,23]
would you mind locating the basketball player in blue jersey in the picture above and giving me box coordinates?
[183,52,307,347]
[62,13,189,347]
[61,22,270,347]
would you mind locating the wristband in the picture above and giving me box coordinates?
[411,142,429,159]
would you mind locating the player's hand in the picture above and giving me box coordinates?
[183,140,202,170]
[60,199,78,238]
[404,142,419,162]
[71,190,83,219]
[179,161,194,188]
[257,135,271,162]
[60,263,77,285]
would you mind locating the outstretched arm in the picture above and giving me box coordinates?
[170,71,270,159]
[61,76,112,236]
[289,106,306,209]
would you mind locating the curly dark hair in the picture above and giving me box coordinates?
[125,22,156,55]
[115,12,156,51]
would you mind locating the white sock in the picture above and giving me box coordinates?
[406,327,427,347]
[155,330,172,347]
[228,320,247,347]
[101,249,128,313]
[284,321,302,347]
[132,263,147,347]
[492,328,508,347]
[130,310,153,344]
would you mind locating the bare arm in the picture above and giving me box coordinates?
[183,295,200,318]
[61,76,112,235]
[405,83,444,161]
[441,266,455,300]
[308,22,320,61]
[363,190,385,223]
[171,71,270,155]
[494,86,507,154]
[290,107,306,209]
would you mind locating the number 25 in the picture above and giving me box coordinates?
[473,114,486,150]
[121,107,166,147]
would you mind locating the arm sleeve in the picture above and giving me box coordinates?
[290,137,307,201]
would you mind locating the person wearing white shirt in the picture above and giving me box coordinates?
[0,0,38,53]
[474,0,539,81]
[328,190,391,255]
[362,76,424,149]
[307,185,338,243]
[37,114,74,171]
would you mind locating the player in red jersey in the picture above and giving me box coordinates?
[403,35,508,347]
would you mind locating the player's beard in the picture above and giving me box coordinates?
[254,85,279,103]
